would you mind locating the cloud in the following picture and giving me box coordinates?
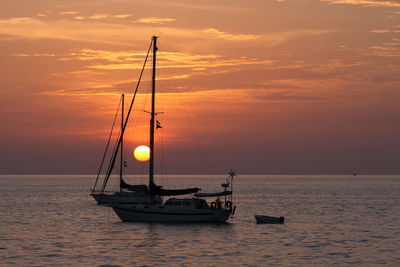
[9,53,30,57]
[59,11,79,16]
[40,88,119,97]
[390,25,400,32]
[134,17,176,24]
[370,29,391,33]
[202,28,262,41]
[255,89,327,101]
[0,16,198,45]
[321,0,400,8]
[59,11,132,20]
[0,15,335,50]
[367,45,400,57]
[141,1,252,13]
[112,14,132,19]
[75,14,132,20]
[10,53,56,57]
[67,49,275,70]
[202,28,335,47]
[0,17,138,45]
[68,49,149,63]
[89,14,111,20]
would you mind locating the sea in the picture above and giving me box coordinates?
[0,175,399,266]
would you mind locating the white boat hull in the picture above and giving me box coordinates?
[112,204,232,223]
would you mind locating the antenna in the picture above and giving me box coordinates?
[228,169,238,178]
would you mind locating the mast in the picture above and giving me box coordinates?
[120,94,124,192]
[149,36,157,184]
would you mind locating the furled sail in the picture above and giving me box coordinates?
[120,178,149,193]
[194,191,232,197]
[149,181,200,196]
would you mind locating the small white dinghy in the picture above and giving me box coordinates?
[255,215,285,224]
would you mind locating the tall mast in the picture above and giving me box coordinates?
[120,94,124,192]
[149,36,157,184]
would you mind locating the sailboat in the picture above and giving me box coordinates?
[110,36,236,223]
[91,94,159,205]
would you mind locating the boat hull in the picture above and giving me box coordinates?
[112,204,232,223]
[255,215,285,224]
[91,192,149,205]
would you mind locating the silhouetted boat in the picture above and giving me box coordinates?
[255,215,285,224]
[91,190,152,205]
[110,36,236,223]
[91,94,157,205]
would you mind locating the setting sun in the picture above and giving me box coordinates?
[133,145,150,162]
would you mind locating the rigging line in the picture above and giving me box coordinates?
[154,58,165,180]
[158,53,210,174]
[101,38,153,194]
[101,128,121,191]
[92,96,122,193]
[139,65,151,148]
[155,55,170,185]
[154,122,165,180]
[159,114,165,176]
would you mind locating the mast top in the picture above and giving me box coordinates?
[152,36,158,48]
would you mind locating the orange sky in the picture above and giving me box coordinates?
[1,0,399,174]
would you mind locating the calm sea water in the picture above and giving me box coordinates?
[0,175,399,266]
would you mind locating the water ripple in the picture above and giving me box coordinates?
[0,175,399,266]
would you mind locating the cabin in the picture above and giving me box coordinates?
[163,198,209,209]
